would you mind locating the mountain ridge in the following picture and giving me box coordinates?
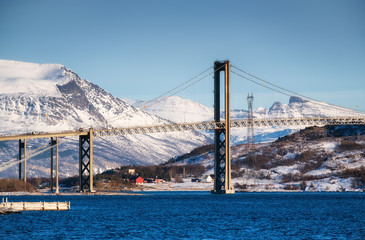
[0,59,211,178]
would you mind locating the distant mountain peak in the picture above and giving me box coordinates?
[289,96,308,104]
[0,59,70,97]
[269,101,285,111]
[140,95,214,123]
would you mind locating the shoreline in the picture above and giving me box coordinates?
[1,188,363,196]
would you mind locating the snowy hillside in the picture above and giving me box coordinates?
[0,59,212,178]
[169,125,365,192]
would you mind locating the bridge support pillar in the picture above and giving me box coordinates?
[55,137,59,194]
[79,129,94,192]
[211,61,235,194]
[50,137,59,193]
[18,139,27,183]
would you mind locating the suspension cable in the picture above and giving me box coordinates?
[0,141,63,172]
[231,64,365,115]
[136,66,213,109]
[105,66,212,124]
[141,69,216,109]
[0,143,51,170]
[106,64,225,125]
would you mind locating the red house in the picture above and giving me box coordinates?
[130,176,144,185]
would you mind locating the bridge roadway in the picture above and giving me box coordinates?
[0,116,364,141]
[95,116,365,136]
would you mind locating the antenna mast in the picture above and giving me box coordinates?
[247,93,255,169]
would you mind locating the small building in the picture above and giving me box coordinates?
[202,175,213,183]
[128,169,136,175]
[154,178,163,183]
[130,176,144,185]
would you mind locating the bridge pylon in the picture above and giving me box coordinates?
[211,61,235,194]
[18,139,27,183]
[79,129,94,192]
[50,137,59,193]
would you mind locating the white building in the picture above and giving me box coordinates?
[202,175,213,183]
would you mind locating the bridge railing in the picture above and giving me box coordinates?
[0,116,364,140]
[231,116,365,127]
[94,116,365,137]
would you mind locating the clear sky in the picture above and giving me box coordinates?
[1,0,364,111]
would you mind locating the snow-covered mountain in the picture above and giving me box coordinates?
[0,60,212,178]
[127,96,214,123]
[232,96,364,143]
[254,96,359,118]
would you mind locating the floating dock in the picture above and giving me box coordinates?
[1,198,70,212]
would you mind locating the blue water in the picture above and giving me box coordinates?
[1,192,364,240]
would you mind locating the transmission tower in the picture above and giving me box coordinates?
[246,93,255,169]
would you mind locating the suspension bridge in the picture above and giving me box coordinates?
[0,60,364,194]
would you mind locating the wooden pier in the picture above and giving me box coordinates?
[1,198,70,212]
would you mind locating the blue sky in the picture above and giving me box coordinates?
[1,0,364,111]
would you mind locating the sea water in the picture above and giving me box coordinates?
[0,192,364,239]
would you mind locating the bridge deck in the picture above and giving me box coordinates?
[0,130,88,141]
[94,117,365,136]
[0,117,364,141]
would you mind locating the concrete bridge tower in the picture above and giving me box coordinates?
[211,61,235,194]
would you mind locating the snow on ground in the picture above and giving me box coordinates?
[304,177,354,192]
[283,152,297,159]
[305,168,332,177]
[314,142,338,151]
[140,178,213,191]
[134,176,361,192]
[323,151,365,170]
[271,165,300,176]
